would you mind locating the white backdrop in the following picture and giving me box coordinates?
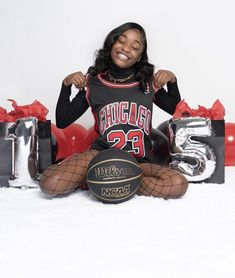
[1,2,235,277]
[0,0,234,128]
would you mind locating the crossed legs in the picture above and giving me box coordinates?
[39,149,188,199]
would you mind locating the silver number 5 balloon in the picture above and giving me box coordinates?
[168,117,216,182]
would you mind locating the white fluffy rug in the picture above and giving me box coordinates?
[1,167,235,278]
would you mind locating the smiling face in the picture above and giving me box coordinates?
[110,29,144,69]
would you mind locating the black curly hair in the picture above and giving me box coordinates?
[88,22,154,92]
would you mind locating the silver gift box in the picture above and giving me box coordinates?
[168,117,217,182]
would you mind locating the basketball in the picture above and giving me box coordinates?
[87,149,143,204]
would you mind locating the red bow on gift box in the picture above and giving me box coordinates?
[173,99,225,120]
[0,99,48,122]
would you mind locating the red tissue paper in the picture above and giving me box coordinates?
[0,99,49,122]
[173,99,225,120]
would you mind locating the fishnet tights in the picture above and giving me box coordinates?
[39,149,99,195]
[137,163,188,199]
[39,149,188,198]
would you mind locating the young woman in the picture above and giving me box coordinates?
[39,22,188,199]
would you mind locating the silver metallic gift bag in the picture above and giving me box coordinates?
[168,117,224,184]
[0,117,53,188]
[0,122,15,187]
[8,117,38,187]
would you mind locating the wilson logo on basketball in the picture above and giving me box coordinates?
[94,165,134,179]
[101,184,131,198]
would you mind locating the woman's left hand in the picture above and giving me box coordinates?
[154,69,176,89]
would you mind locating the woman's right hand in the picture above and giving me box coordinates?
[63,71,87,89]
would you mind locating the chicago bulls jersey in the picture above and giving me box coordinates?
[86,73,158,162]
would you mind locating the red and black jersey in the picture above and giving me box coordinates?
[56,74,181,162]
[86,73,158,162]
